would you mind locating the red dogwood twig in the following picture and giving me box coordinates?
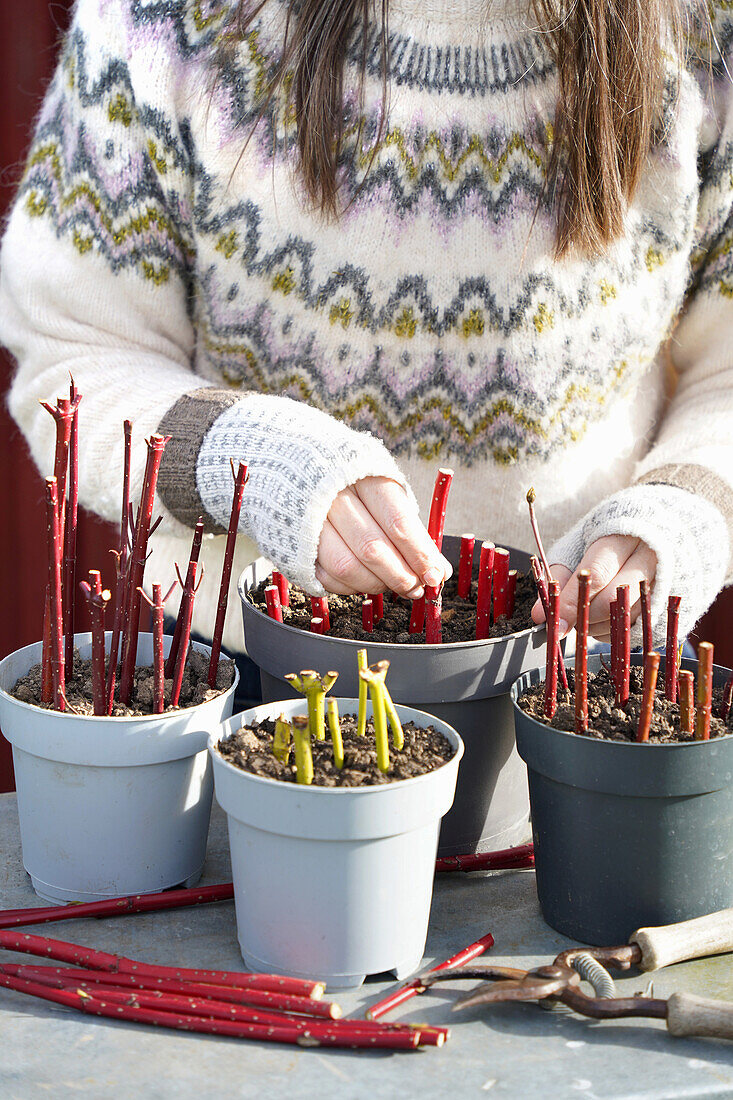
[310,616,325,635]
[678,669,695,734]
[435,843,535,873]
[208,461,248,688]
[492,548,511,620]
[44,477,65,712]
[265,585,283,622]
[639,578,653,656]
[609,599,619,694]
[526,487,552,583]
[636,652,660,743]
[410,468,454,636]
[41,587,53,704]
[457,533,474,599]
[371,593,384,620]
[272,571,289,607]
[544,580,560,719]
[575,570,591,734]
[616,584,631,707]
[506,569,517,618]
[427,468,454,552]
[139,582,177,713]
[170,562,203,708]
[106,420,133,713]
[665,595,681,703]
[79,571,111,715]
[530,557,568,691]
[119,435,170,704]
[362,599,374,633]
[63,378,81,677]
[695,641,714,741]
[165,519,204,679]
[425,584,442,644]
[365,931,494,1020]
[475,541,494,640]
[311,596,330,632]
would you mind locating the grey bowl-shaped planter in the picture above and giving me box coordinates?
[512,653,733,945]
[211,698,463,989]
[239,536,547,856]
[0,632,239,903]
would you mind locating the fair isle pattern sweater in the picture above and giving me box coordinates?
[2,0,733,652]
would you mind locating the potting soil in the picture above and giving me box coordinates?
[519,665,731,743]
[11,648,236,716]
[218,714,455,785]
[249,569,536,643]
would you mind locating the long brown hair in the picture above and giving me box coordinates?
[235,0,687,256]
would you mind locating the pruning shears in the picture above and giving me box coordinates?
[422,908,733,1041]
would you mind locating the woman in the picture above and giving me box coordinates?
[1,0,731,666]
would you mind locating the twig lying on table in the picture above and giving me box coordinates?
[365,931,495,1020]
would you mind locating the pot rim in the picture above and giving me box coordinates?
[510,653,732,752]
[210,697,464,797]
[238,571,545,653]
[0,633,239,724]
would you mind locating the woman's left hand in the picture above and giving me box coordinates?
[530,535,658,642]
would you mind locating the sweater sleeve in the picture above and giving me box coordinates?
[0,0,412,595]
[548,8,733,643]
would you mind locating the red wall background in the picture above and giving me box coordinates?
[0,1,731,792]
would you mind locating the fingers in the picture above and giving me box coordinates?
[586,542,657,640]
[354,477,452,588]
[554,536,640,634]
[531,565,572,625]
[326,485,426,598]
[316,519,386,596]
[531,536,657,643]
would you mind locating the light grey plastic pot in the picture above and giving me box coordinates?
[512,654,733,945]
[239,536,546,856]
[211,698,463,989]
[0,633,238,903]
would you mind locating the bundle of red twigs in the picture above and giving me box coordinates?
[0,927,446,1050]
[39,384,248,715]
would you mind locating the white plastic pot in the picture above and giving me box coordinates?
[0,633,238,903]
[211,698,464,989]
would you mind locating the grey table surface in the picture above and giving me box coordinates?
[0,793,731,1100]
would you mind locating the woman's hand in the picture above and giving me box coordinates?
[530,535,658,642]
[315,476,452,598]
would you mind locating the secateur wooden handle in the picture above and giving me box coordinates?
[631,909,733,971]
[667,993,733,1041]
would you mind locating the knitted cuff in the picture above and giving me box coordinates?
[547,484,730,645]
[157,388,416,595]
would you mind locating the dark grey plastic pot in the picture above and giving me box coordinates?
[239,536,548,856]
[512,653,733,946]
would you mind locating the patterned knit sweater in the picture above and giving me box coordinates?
[2,0,733,653]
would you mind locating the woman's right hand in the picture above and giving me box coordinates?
[315,476,452,598]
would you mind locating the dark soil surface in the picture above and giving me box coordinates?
[519,665,731,743]
[218,713,455,786]
[249,569,536,644]
[11,648,236,717]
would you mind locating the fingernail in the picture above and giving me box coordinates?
[558,619,569,637]
[407,584,424,600]
[423,568,442,588]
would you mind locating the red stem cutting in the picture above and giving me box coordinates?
[208,462,248,687]
[457,534,474,599]
[475,541,494,640]
[119,435,170,704]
